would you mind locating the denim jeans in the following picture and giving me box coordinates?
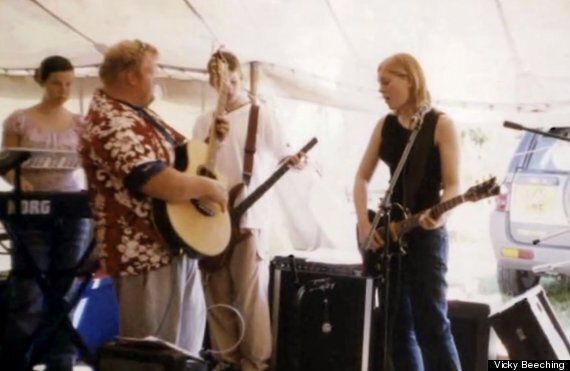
[380,227,461,371]
[0,217,92,371]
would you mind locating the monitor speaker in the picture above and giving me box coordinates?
[270,256,374,371]
[0,271,9,338]
[448,300,490,371]
[489,285,570,360]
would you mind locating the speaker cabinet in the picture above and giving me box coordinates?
[97,339,207,371]
[489,285,570,360]
[0,271,9,338]
[448,300,490,371]
[270,256,374,371]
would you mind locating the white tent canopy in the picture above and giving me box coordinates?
[1,0,569,257]
[2,0,570,110]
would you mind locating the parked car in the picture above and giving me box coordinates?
[490,126,570,295]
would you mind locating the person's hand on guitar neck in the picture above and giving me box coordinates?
[357,221,384,251]
[280,152,308,170]
[418,209,446,230]
[213,115,230,141]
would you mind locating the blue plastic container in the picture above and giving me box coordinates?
[73,276,119,354]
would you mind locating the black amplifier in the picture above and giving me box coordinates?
[0,270,9,338]
[489,285,570,360]
[270,255,375,371]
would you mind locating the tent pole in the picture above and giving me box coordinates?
[78,79,84,116]
[250,61,259,99]
[201,81,206,113]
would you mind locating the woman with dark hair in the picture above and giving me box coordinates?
[0,55,91,371]
[354,53,462,371]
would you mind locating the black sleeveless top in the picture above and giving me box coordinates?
[378,109,443,213]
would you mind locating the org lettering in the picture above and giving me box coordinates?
[21,200,51,215]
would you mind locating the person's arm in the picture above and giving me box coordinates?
[140,167,227,210]
[419,114,461,229]
[91,115,228,210]
[353,118,385,249]
[1,113,34,190]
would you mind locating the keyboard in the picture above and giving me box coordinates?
[0,191,91,218]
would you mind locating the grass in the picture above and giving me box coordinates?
[541,276,570,328]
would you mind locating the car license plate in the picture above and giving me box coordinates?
[510,184,556,222]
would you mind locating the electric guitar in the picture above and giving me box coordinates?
[358,177,500,276]
[200,137,318,272]
[152,53,232,258]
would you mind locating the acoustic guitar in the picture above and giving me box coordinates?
[359,177,500,276]
[200,137,318,272]
[152,53,232,258]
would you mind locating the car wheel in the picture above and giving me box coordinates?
[497,265,540,296]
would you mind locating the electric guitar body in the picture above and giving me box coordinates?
[200,137,319,273]
[359,204,408,277]
[198,182,251,272]
[357,177,500,277]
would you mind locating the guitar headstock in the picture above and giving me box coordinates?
[464,177,500,202]
[209,50,230,93]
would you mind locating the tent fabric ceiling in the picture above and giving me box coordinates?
[1,0,569,108]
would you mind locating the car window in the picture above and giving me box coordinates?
[527,128,570,172]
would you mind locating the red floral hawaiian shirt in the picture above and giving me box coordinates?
[81,89,185,276]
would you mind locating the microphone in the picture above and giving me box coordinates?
[503,121,524,131]
[0,150,31,175]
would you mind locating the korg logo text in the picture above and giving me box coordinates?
[21,200,51,215]
[8,200,51,215]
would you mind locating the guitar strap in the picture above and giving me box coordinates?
[243,103,259,185]
[402,109,441,212]
[118,100,179,147]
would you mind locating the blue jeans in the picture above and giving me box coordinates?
[1,217,92,371]
[380,227,461,371]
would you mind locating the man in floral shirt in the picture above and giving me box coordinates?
[81,39,227,355]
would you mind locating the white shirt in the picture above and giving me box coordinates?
[193,102,290,231]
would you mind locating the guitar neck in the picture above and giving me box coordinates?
[232,137,318,220]
[205,91,228,170]
[394,194,465,237]
[232,163,290,219]
[205,127,219,170]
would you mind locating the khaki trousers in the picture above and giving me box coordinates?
[203,229,271,371]
[116,256,206,357]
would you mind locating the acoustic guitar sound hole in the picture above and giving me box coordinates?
[191,199,215,217]
[197,166,217,179]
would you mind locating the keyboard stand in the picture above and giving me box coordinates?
[1,160,97,368]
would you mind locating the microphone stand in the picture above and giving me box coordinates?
[530,228,570,275]
[503,121,570,143]
[532,227,570,246]
[362,108,428,371]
